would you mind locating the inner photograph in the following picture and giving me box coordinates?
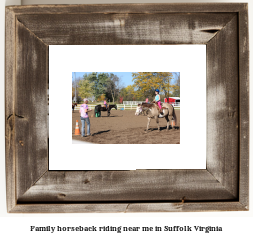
[72,72,180,144]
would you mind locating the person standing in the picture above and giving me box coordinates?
[79,98,92,137]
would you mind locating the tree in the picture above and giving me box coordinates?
[170,73,180,97]
[72,77,82,102]
[160,72,174,98]
[119,85,137,101]
[132,72,173,100]
[78,79,95,99]
[97,94,106,102]
[106,73,120,103]
[84,72,109,100]
[72,87,75,100]
[119,87,127,101]
[126,85,135,100]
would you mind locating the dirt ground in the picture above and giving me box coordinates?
[72,108,180,144]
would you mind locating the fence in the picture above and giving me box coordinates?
[123,101,143,105]
[123,101,180,107]
[73,102,180,111]
[116,104,138,110]
[73,104,137,110]
[119,103,180,109]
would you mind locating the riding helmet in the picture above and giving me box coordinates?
[155,89,160,93]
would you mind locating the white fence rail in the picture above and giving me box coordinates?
[117,104,138,110]
[73,103,180,110]
[123,101,143,105]
[73,104,137,110]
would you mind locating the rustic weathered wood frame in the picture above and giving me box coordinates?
[5,4,249,213]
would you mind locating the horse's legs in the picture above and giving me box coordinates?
[168,116,173,129]
[155,116,160,131]
[165,115,169,130]
[146,117,151,132]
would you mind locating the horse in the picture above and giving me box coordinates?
[95,104,117,117]
[72,103,77,112]
[135,102,177,132]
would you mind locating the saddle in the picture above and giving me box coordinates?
[154,102,166,111]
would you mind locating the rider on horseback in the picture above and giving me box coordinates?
[154,89,163,115]
[104,98,108,110]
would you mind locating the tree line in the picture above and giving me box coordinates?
[72,72,180,103]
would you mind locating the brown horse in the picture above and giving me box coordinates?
[72,103,77,112]
[135,102,177,132]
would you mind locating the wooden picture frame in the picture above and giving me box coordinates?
[5,3,249,213]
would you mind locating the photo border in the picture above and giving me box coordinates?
[49,46,206,170]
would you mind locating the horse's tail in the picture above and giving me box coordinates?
[172,106,177,125]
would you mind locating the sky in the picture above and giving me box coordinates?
[72,72,179,87]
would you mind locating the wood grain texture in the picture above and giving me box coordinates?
[238,4,249,209]
[18,170,236,203]
[15,20,48,200]
[5,3,249,213]
[125,202,248,213]
[7,3,246,15]
[10,202,247,213]
[5,7,17,212]
[16,13,235,45]
[206,16,239,198]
